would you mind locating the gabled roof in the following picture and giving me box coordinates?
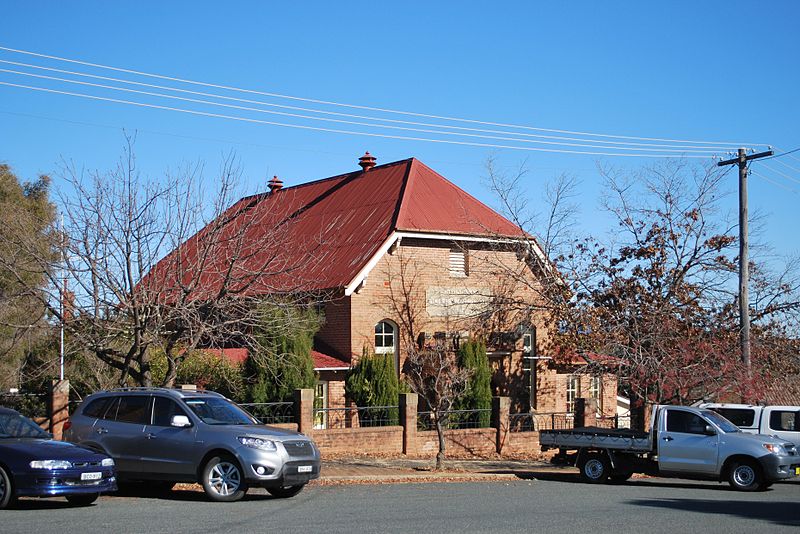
[146,157,526,296]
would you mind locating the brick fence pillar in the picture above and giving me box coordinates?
[492,396,510,455]
[346,398,360,429]
[400,392,418,455]
[50,379,70,440]
[294,388,314,434]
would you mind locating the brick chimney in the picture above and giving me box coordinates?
[268,175,283,192]
[358,151,377,171]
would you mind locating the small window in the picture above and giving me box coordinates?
[667,410,708,434]
[114,396,150,424]
[314,382,328,430]
[566,376,579,412]
[589,376,601,404]
[449,249,467,277]
[713,408,755,427]
[82,397,111,418]
[769,410,799,432]
[152,397,188,427]
[375,321,396,354]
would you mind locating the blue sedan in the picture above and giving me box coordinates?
[0,407,117,508]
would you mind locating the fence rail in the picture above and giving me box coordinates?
[313,405,400,430]
[239,402,295,425]
[509,412,575,432]
[0,392,48,419]
[417,409,492,431]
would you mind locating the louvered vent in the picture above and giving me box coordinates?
[449,249,467,277]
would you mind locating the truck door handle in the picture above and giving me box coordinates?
[96,428,108,434]
[662,436,673,442]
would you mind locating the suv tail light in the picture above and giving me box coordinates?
[63,419,72,432]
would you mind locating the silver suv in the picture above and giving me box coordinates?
[65,388,320,502]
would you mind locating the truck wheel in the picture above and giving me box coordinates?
[579,453,610,483]
[727,460,763,492]
[202,455,248,502]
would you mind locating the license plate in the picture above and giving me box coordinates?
[81,472,102,481]
[297,465,312,473]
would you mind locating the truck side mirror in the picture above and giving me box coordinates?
[704,425,716,436]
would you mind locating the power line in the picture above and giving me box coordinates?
[771,146,800,165]
[0,80,721,159]
[750,171,799,193]
[758,162,800,185]
[0,58,744,152]
[0,67,727,155]
[0,45,768,148]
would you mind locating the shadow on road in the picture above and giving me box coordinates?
[629,498,800,527]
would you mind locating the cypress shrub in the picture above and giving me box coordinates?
[455,340,492,427]
[345,347,400,426]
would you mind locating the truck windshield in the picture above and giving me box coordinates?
[701,410,740,433]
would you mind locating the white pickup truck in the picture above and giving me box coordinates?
[539,404,799,491]
[699,403,800,444]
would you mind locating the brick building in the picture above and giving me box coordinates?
[156,153,616,421]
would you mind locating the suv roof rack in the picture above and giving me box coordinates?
[105,387,221,397]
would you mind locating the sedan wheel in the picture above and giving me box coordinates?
[66,493,99,506]
[0,466,13,509]
[202,456,247,502]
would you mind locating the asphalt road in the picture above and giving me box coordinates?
[4,476,799,533]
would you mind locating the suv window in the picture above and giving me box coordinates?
[82,397,111,418]
[667,410,708,434]
[152,396,188,427]
[712,408,755,427]
[769,410,799,432]
[113,395,150,424]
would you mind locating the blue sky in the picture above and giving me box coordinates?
[1,1,797,258]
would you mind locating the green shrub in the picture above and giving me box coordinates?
[345,348,400,425]
[244,303,319,403]
[150,349,245,401]
[455,340,492,427]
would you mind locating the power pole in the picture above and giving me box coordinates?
[717,147,773,370]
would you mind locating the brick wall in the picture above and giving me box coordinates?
[311,426,404,456]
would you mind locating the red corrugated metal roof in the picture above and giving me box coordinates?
[311,350,350,370]
[144,157,525,297]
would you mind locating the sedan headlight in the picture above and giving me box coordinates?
[238,437,277,451]
[101,458,115,467]
[29,460,72,469]
[763,443,787,455]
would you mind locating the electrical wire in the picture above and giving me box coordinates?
[0,58,743,152]
[0,45,768,148]
[0,80,721,158]
[758,162,800,186]
[0,67,727,154]
[750,171,799,194]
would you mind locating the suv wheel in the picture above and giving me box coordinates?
[202,455,247,502]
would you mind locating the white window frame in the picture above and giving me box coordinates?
[566,375,579,413]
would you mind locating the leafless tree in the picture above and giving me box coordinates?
[15,136,333,388]
[402,341,472,470]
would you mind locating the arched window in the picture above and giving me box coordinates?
[375,320,399,370]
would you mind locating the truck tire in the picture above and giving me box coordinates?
[727,460,764,492]
[609,471,633,483]
[579,453,610,483]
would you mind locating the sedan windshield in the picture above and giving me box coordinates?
[0,412,50,439]
[702,409,741,433]
[183,397,257,425]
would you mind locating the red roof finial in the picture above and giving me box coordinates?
[358,151,377,171]
[268,175,283,192]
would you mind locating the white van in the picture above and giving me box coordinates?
[699,403,800,444]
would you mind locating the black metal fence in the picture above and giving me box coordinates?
[239,402,295,425]
[313,405,400,429]
[417,409,493,431]
[0,392,48,419]
[509,412,575,432]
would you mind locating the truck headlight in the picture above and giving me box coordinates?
[763,443,787,455]
[238,437,277,451]
[30,460,72,469]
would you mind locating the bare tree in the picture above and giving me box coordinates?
[14,136,332,388]
[402,341,472,470]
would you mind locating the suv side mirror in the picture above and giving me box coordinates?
[704,425,716,436]
[171,415,192,428]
